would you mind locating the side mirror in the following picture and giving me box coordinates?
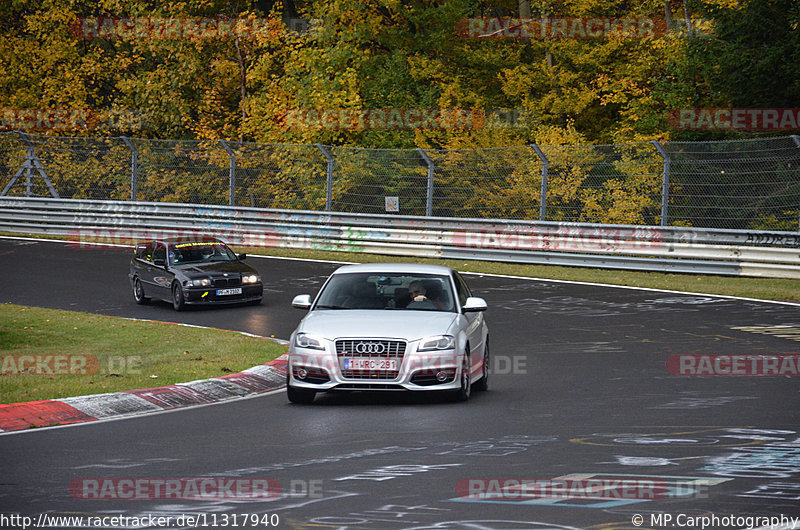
[462,296,487,313]
[238,253,247,260]
[292,294,312,309]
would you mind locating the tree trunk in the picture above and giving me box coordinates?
[519,0,531,18]
[664,0,673,30]
[682,0,692,37]
[234,37,247,142]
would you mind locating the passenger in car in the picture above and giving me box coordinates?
[343,281,382,309]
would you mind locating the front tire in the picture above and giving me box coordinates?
[286,372,316,404]
[451,350,472,402]
[474,339,489,392]
[133,277,150,305]
[172,282,185,311]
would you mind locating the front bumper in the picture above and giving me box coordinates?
[288,346,463,392]
[182,284,263,305]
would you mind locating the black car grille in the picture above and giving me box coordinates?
[213,277,241,288]
[336,339,406,380]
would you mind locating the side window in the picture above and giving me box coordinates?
[152,243,166,264]
[453,272,471,307]
[136,242,155,262]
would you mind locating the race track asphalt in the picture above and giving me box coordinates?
[1,237,799,530]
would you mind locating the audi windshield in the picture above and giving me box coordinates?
[313,273,456,312]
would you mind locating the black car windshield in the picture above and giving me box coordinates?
[168,242,237,264]
[315,272,455,312]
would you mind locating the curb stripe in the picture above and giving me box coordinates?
[0,400,97,431]
[0,354,289,433]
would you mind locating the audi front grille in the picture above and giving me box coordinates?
[336,339,407,380]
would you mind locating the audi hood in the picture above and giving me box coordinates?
[295,310,460,341]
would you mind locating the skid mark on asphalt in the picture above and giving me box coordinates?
[650,395,760,409]
[732,324,800,343]
[72,457,180,470]
[598,455,709,466]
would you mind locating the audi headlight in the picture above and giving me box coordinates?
[187,278,211,287]
[242,274,260,284]
[294,333,326,351]
[418,335,455,351]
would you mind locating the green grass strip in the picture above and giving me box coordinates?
[0,304,287,404]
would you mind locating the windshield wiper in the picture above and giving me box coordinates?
[315,304,349,309]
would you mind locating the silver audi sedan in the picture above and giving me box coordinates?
[286,263,489,404]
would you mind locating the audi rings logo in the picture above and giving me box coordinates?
[355,342,386,354]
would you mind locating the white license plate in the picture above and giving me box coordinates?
[343,358,399,371]
[216,288,242,296]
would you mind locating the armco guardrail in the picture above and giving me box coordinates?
[1,197,799,278]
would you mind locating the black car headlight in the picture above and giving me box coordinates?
[242,274,260,284]
[187,278,212,287]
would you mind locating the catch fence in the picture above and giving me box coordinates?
[2,132,799,231]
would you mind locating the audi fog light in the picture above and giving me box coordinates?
[418,335,455,352]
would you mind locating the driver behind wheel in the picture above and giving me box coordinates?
[408,280,446,310]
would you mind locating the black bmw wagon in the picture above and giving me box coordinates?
[129,236,263,310]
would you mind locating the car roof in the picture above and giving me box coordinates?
[138,236,224,245]
[331,263,455,275]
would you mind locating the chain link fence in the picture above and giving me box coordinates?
[663,136,800,231]
[328,146,430,216]
[2,131,799,230]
